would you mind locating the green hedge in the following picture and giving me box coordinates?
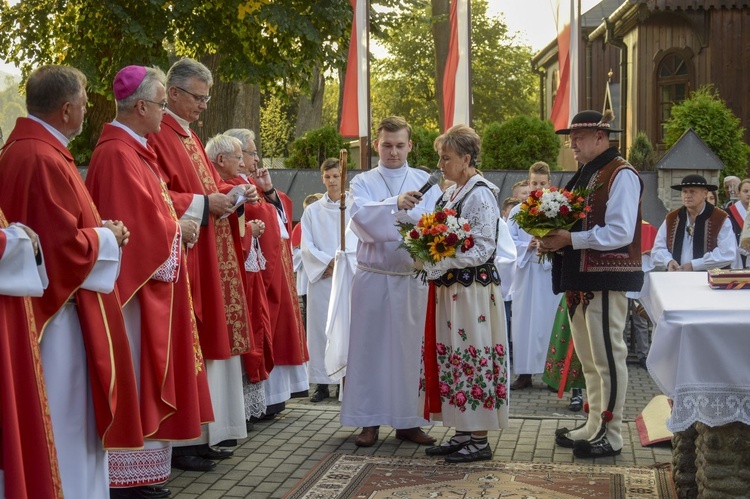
[286,126,349,169]
[480,116,559,170]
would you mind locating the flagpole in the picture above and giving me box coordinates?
[361,0,371,170]
[467,0,473,127]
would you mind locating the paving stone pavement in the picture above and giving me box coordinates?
[166,363,673,498]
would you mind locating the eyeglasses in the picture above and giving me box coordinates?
[242,150,259,158]
[175,86,211,103]
[226,154,243,160]
[142,99,168,110]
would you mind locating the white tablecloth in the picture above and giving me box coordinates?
[643,272,750,432]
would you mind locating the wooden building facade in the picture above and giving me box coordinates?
[533,0,750,164]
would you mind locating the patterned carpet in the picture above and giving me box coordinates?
[285,454,676,498]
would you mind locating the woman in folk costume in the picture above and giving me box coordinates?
[420,125,515,462]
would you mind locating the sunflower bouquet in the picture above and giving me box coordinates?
[397,208,475,270]
[511,186,591,261]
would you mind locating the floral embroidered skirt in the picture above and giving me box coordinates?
[541,296,586,392]
[419,282,510,432]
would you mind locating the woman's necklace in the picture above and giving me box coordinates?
[377,169,408,197]
[449,174,476,202]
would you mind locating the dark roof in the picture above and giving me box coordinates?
[635,0,750,10]
[655,128,725,171]
[582,0,624,27]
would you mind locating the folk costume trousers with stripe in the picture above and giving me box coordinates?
[566,290,629,450]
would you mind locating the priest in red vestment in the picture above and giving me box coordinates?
[0,65,142,499]
[224,128,308,418]
[206,133,274,423]
[86,66,216,498]
[0,215,62,499]
[147,58,255,470]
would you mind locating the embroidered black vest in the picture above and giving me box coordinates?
[552,148,644,293]
[433,181,501,288]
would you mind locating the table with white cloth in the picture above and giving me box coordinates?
[642,272,750,498]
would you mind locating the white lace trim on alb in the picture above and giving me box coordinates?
[244,377,267,419]
[109,447,171,486]
[245,236,266,272]
[152,230,181,282]
[668,384,750,432]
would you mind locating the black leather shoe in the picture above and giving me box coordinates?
[555,432,576,448]
[246,420,255,432]
[445,444,492,463]
[216,439,237,448]
[510,374,532,390]
[425,440,469,456]
[310,385,329,402]
[110,486,171,498]
[196,444,233,460]
[573,437,622,458]
[170,455,216,472]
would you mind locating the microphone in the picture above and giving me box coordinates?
[417,171,442,196]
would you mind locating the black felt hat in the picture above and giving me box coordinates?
[670,174,718,191]
[555,109,622,135]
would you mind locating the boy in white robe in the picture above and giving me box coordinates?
[507,162,559,390]
[301,160,357,402]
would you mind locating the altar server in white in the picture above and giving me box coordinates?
[301,158,357,402]
[507,162,559,390]
[340,116,442,447]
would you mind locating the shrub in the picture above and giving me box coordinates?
[285,126,349,169]
[628,131,655,171]
[407,126,440,170]
[664,85,749,181]
[480,116,559,170]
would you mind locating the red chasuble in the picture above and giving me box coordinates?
[147,114,251,359]
[0,117,142,449]
[242,179,308,366]
[86,124,214,439]
[224,176,274,381]
[0,211,63,499]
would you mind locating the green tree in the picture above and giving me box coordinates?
[286,125,348,170]
[628,131,655,171]
[664,85,749,181]
[408,126,440,169]
[480,116,559,170]
[0,0,351,162]
[373,0,536,131]
[0,74,24,140]
[260,92,294,159]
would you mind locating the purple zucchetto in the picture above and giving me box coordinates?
[113,65,147,100]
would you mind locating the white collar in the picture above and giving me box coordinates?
[111,120,148,148]
[376,162,409,177]
[27,114,69,147]
[165,108,192,135]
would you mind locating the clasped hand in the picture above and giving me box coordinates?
[103,220,130,247]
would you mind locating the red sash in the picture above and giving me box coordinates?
[729,204,744,229]
[422,282,441,419]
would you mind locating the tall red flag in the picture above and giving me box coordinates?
[442,0,470,131]
[550,0,579,129]
[340,0,368,139]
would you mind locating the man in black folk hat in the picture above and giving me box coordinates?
[538,110,643,458]
[651,174,738,271]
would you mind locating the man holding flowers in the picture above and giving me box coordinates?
[539,110,643,459]
[417,125,516,463]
